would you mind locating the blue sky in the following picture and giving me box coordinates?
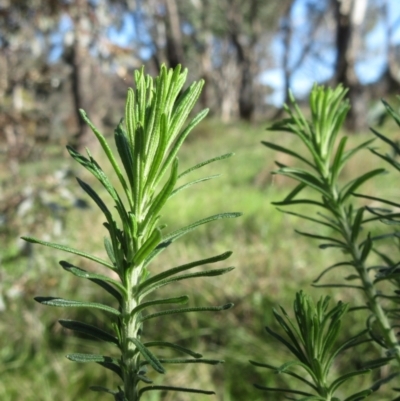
[261,0,400,105]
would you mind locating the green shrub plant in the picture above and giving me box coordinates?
[255,86,400,399]
[22,65,240,400]
[18,65,400,400]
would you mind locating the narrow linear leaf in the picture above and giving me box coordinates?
[170,175,220,198]
[130,296,189,317]
[89,386,118,395]
[343,389,373,401]
[253,385,313,397]
[350,207,365,243]
[66,353,123,378]
[144,342,202,359]
[21,237,114,269]
[133,228,162,266]
[330,136,348,183]
[66,353,117,363]
[34,297,120,316]
[294,230,346,246]
[313,262,353,284]
[104,237,116,264]
[139,267,235,298]
[339,168,386,201]
[98,361,123,379]
[138,385,215,398]
[278,208,340,231]
[273,198,328,208]
[145,213,241,265]
[250,360,316,390]
[79,110,129,193]
[59,261,126,296]
[59,319,118,345]
[76,178,113,222]
[128,337,165,374]
[329,369,371,394]
[178,153,234,178]
[156,358,222,365]
[66,146,120,204]
[143,159,178,231]
[155,108,209,186]
[139,251,232,294]
[262,141,314,167]
[139,303,233,322]
[114,123,134,187]
[341,138,376,165]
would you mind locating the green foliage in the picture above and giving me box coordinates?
[260,85,400,398]
[251,291,378,401]
[22,65,240,400]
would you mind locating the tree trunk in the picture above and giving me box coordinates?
[384,0,400,88]
[230,32,255,121]
[63,0,94,151]
[164,0,184,68]
[333,0,368,132]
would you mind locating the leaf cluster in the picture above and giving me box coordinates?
[22,65,240,400]
[251,291,375,401]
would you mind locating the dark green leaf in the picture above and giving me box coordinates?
[129,337,165,374]
[350,207,365,243]
[59,319,118,345]
[114,123,134,188]
[139,267,234,298]
[59,261,125,296]
[329,369,370,394]
[130,296,189,317]
[139,251,232,294]
[156,358,222,365]
[339,169,386,202]
[138,385,215,398]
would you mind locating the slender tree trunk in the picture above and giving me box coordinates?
[164,0,184,68]
[273,2,294,119]
[65,0,97,152]
[199,32,213,110]
[333,0,368,131]
[384,0,400,88]
[230,32,255,121]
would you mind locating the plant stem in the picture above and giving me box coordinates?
[334,202,400,367]
[122,266,141,401]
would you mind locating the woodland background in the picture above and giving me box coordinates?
[2,1,400,400]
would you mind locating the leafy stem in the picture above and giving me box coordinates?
[264,85,400,370]
[23,65,240,400]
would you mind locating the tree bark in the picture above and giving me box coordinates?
[333,0,368,132]
[164,0,184,68]
[62,0,93,151]
[230,30,256,121]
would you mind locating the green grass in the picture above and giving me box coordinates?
[1,117,399,400]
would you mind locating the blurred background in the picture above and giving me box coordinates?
[1,1,400,400]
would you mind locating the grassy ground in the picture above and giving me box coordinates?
[1,116,399,400]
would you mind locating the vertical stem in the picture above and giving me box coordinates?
[335,204,400,366]
[121,267,141,401]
